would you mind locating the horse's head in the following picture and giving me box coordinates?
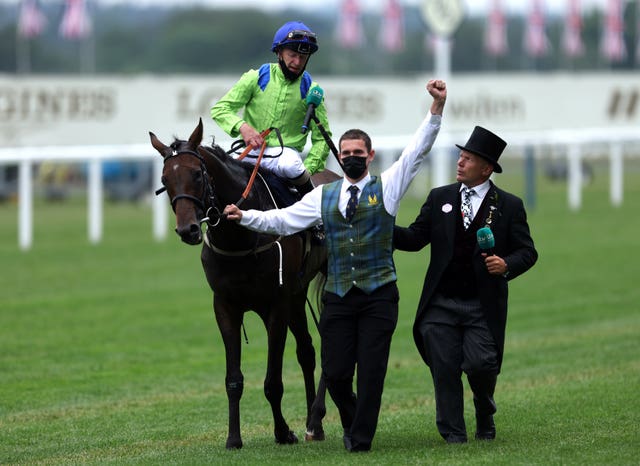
[150,118,214,245]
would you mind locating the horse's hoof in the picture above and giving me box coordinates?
[305,429,326,441]
[275,429,299,444]
[225,438,243,450]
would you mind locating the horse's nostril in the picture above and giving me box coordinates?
[175,224,200,238]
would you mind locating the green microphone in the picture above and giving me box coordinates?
[476,227,495,255]
[301,86,324,134]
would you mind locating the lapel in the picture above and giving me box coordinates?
[482,182,501,230]
[442,183,460,251]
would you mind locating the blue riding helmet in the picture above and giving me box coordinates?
[271,21,319,55]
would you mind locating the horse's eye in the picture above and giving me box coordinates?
[193,171,203,184]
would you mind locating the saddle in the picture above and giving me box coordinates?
[260,172,325,245]
[260,171,300,208]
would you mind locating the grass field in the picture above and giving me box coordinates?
[1,158,639,465]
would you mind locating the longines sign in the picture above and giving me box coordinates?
[0,73,638,148]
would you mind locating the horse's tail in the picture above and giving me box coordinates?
[305,271,325,331]
[311,271,326,316]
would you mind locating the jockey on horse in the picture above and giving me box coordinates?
[211,21,332,202]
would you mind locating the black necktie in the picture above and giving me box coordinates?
[346,185,359,222]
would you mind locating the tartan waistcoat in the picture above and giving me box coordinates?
[321,177,396,297]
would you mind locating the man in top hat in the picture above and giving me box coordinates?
[393,126,538,444]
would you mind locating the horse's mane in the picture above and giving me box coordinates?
[198,142,277,210]
[199,142,272,180]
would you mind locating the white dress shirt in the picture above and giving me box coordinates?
[459,179,491,222]
[239,113,442,236]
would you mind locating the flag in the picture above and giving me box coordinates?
[18,0,47,38]
[484,0,508,57]
[600,0,626,62]
[562,0,585,57]
[59,0,92,40]
[335,0,364,49]
[524,0,550,57]
[379,0,404,53]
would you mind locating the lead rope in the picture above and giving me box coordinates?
[240,238,283,347]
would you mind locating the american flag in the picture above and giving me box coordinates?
[524,0,550,57]
[600,0,626,62]
[484,0,508,57]
[18,0,47,38]
[562,0,585,57]
[335,0,364,49]
[379,0,404,53]
[59,0,92,40]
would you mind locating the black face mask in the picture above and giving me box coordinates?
[278,57,304,81]
[341,156,367,180]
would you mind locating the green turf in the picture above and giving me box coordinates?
[1,159,639,465]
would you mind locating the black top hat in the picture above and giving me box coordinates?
[455,126,507,173]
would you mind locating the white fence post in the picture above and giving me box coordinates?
[567,144,583,211]
[610,142,623,207]
[87,158,103,244]
[152,157,168,241]
[18,160,33,251]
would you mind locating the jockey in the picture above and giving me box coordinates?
[211,21,332,197]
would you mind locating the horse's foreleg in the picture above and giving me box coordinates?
[213,297,244,450]
[288,293,326,441]
[261,308,298,445]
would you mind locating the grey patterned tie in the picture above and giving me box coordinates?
[461,187,475,230]
[346,185,359,222]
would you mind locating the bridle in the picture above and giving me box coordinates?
[155,146,222,228]
[155,143,284,275]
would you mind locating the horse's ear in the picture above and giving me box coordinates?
[188,118,203,149]
[149,131,171,159]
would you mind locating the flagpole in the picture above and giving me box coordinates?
[81,25,96,73]
[636,0,640,67]
[420,0,464,189]
[16,28,30,74]
[81,0,95,73]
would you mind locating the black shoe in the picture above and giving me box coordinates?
[350,444,371,452]
[475,415,496,440]
[342,431,353,451]
[445,435,468,444]
[343,431,370,452]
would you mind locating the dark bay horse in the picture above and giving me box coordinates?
[149,118,338,449]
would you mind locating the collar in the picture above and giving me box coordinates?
[341,174,372,193]
[460,179,491,199]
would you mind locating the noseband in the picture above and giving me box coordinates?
[155,147,222,227]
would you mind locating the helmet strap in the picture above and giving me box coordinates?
[277,56,306,81]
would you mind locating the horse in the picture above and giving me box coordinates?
[149,118,339,449]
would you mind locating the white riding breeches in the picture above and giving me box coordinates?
[234,146,306,179]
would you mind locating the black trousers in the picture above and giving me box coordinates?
[319,282,399,449]
[417,292,499,442]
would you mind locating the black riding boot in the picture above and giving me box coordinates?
[291,171,314,198]
[295,178,314,197]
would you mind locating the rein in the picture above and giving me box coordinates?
[229,127,283,207]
